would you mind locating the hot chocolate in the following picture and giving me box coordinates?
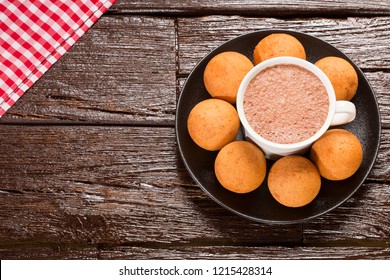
[243,64,329,144]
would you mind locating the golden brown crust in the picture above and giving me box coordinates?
[253,33,306,65]
[187,98,240,151]
[214,141,266,193]
[203,51,254,104]
[310,129,363,180]
[268,155,321,207]
[314,56,358,101]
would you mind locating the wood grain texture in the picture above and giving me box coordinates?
[0,16,176,125]
[303,182,390,245]
[371,128,390,181]
[0,126,302,248]
[0,247,99,260]
[1,245,389,260]
[110,0,390,16]
[364,72,390,129]
[99,246,390,260]
[0,126,388,252]
[178,16,390,73]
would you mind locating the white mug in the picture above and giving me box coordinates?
[236,56,356,160]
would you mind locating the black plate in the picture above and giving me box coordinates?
[175,30,381,224]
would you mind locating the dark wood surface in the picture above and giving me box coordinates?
[0,1,389,259]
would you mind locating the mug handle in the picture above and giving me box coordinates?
[330,101,356,126]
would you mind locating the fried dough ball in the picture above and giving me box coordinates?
[204,51,254,104]
[310,129,363,180]
[187,98,240,151]
[315,56,358,101]
[253,33,306,65]
[215,141,266,193]
[268,155,321,207]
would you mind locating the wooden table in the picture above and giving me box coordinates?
[0,0,389,259]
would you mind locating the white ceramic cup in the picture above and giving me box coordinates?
[236,56,356,160]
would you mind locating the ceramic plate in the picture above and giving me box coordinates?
[175,30,381,224]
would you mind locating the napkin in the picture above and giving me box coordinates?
[0,0,116,117]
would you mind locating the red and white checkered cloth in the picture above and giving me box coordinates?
[0,0,116,117]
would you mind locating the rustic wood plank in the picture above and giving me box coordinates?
[0,126,388,248]
[0,247,98,260]
[0,126,302,247]
[178,16,390,74]
[303,182,390,245]
[98,246,390,259]
[0,126,388,258]
[110,0,390,16]
[2,244,389,259]
[0,16,176,124]
[364,72,390,129]
[372,129,390,181]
